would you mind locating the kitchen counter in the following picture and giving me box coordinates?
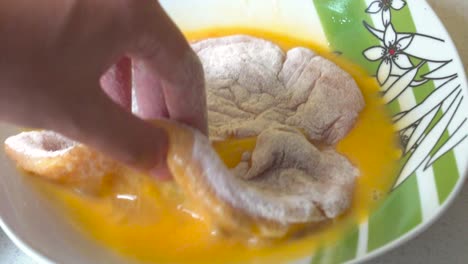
[1,0,467,263]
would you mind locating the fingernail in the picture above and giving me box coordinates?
[149,165,173,181]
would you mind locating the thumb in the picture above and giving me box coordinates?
[52,84,170,179]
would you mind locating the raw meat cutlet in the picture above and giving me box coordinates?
[4,35,365,238]
[192,35,365,144]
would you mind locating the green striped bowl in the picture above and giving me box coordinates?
[0,0,466,263]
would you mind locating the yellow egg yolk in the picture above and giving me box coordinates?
[32,28,400,264]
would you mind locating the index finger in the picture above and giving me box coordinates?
[130,3,208,135]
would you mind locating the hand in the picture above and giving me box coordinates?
[0,0,208,179]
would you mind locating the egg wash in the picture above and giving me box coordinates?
[30,28,400,264]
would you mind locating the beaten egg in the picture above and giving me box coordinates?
[31,28,400,264]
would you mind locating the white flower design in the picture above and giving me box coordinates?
[363,24,413,85]
[366,0,406,26]
[363,0,466,189]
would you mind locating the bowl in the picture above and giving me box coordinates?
[1,0,467,263]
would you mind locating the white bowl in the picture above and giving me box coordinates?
[1,0,467,263]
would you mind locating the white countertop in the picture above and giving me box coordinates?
[1,0,467,263]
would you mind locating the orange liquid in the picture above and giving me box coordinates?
[35,28,400,264]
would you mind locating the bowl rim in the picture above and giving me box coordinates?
[1,1,467,263]
[0,219,53,264]
[348,0,468,262]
